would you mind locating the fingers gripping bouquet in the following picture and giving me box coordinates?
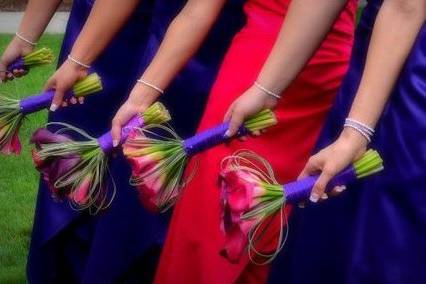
[0,73,102,155]
[219,150,384,264]
[123,109,277,212]
[6,48,54,74]
[30,102,171,212]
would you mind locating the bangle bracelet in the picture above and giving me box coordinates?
[137,79,164,94]
[345,118,375,135]
[15,32,37,46]
[344,123,372,143]
[254,81,281,100]
[344,118,374,140]
[67,55,91,69]
[344,120,374,136]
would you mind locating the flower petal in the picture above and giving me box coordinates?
[30,128,71,145]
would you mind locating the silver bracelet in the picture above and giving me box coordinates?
[15,32,37,46]
[67,55,91,69]
[137,79,164,94]
[254,81,281,100]
[345,118,375,135]
[344,123,372,143]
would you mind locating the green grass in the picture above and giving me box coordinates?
[0,34,63,283]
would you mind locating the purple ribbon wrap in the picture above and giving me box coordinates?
[183,122,249,156]
[284,166,357,203]
[97,115,145,153]
[19,90,77,115]
[7,57,26,72]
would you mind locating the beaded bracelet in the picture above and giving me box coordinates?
[67,55,91,69]
[254,81,281,100]
[137,79,164,95]
[15,32,37,46]
[344,118,375,143]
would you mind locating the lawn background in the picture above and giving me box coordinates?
[0,34,63,283]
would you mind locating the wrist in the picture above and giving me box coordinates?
[136,78,165,95]
[130,83,161,102]
[253,81,281,100]
[339,127,369,149]
[62,59,89,75]
[14,32,37,47]
[12,35,34,52]
[248,85,279,108]
[67,55,91,70]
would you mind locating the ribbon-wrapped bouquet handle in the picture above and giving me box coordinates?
[6,48,54,74]
[30,102,171,213]
[219,149,384,264]
[0,73,102,155]
[183,121,250,156]
[98,115,145,153]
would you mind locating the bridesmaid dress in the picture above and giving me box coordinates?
[26,0,245,283]
[154,0,357,283]
[268,1,426,283]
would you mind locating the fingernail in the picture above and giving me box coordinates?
[336,186,347,193]
[50,104,58,112]
[113,140,119,147]
[321,193,328,200]
[309,193,319,203]
[224,130,231,138]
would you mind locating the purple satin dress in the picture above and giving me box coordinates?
[268,1,426,283]
[26,0,245,283]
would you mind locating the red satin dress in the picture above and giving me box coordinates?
[155,0,357,283]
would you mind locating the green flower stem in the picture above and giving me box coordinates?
[72,74,103,97]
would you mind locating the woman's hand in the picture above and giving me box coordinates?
[111,83,161,147]
[299,128,368,203]
[44,59,88,111]
[0,36,34,82]
[224,85,278,138]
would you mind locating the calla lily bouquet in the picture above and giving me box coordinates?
[123,109,277,212]
[31,102,171,212]
[219,149,384,264]
[0,73,102,155]
[7,48,54,73]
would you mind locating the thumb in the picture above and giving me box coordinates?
[223,103,235,123]
[111,117,123,148]
[50,88,65,112]
[224,109,245,138]
[43,76,56,92]
[298,156,321,180]
[309,169,333,203]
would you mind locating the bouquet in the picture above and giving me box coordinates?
[219,149,384,264]
[31,102,171,212]
[7,48,54,73]
[123,109,277,212]
[0,73,102,155]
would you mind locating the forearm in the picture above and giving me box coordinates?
[347,0,425,128]
[69,0,140,65]
[139,0,226,89]
[257,0,348,94]
[18,0,62,42]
